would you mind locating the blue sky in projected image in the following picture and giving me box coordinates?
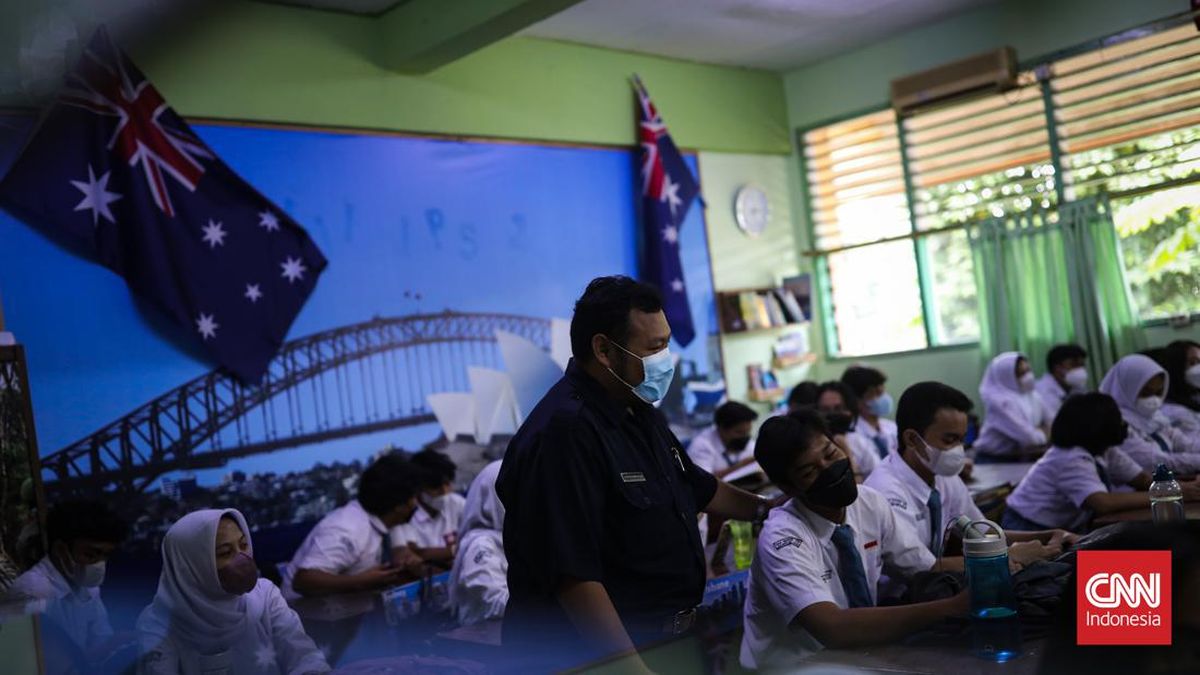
[0,119,717,487]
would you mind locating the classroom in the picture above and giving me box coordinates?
[0,0,1198,673]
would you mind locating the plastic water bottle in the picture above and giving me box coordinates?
[1149,464,1185,524]
[961,519,1022,662]
[729,520,754,570]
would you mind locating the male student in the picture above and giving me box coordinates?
[5,500,128,668]
[813,380,877,480]
[391,449,466,570]
[1035,344,1089,420]
[686,400,758,479]
[740,410,968,670]
[865,382,1076,560]
[842,366,898,459]
[285,453,420,605]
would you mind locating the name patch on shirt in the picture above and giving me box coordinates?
[620,472,647,483]
[820,569,834,582]
[887,496,908,510]
[771,536,804,551]
[864,540,879,550]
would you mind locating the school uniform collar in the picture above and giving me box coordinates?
[32,555,76,599]
[349,499,388,536]
[786,497,840,543]
[564,358,648,428]
[885,452,935,503]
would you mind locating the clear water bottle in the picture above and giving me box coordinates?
[961,519,1022,662]
[1149,464,1185,524]
[729,520,754,570]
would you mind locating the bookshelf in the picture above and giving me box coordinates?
[716,276,812,336]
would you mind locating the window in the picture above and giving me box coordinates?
[1111,184,1200,320]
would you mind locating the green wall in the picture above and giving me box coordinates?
[784,0,1200,405]
[129,1,789,154]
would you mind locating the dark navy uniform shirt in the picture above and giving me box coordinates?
[496,359,718,655]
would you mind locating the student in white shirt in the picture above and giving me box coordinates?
[390,449,466,570]
[1035,344,1089,421]
[284,453,420,606]
[842,366,899,460]
[686,401,758,479]
[5,500,128,669]
[1159,340,1200,435]
[1100,354,1200,475]
[137,509,330,675]
[448,460,508,627]
[866,382,1074,565]
[813,381,877,480]
[786,381,820,413]
[740,410,969,670]
[974,352,1051,462]
[1003,393,1200,532]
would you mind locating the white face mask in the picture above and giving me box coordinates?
[1186,364,1200,389]
[423,493,448,512]
[1136,395,1164,416]
[1063,367,1089,390]
[1018,372,1036,393]
[916,435,967,477]
[62,549,106,588]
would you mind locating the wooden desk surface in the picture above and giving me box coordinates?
[1092,501,1200,525]
[966,462,1035,496]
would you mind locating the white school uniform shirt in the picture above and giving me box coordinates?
[282,500,389,617]
[844,432,880,478]
[1100,354,1200,475]
[1162,402,1200,436]
[975,352,1048,458]
[449,461,508,627]
[390,492,466,549]
[1004,446,1144,531]
[685,425,755,474]
[739,486,934,670]
[1035,373,1071,421]
[848,417,899,462]
[5,556,113,653]
[864,452,983,555]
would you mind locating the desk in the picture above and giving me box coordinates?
[800,638,1044,674]
[1092,502,1200,525]
[967,462,1035,496]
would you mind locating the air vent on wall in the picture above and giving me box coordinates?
[890,47,1018,115]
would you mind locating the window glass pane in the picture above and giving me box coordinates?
[826,241,927,356]
[924,230,980,343]
[1111,184,1200,320]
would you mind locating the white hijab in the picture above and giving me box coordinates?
[448,461,505,602]
[139,509,266,654]
[1100,354,1170,435]
[980,351,1040,421]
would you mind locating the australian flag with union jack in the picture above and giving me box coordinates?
[0,28,326,383]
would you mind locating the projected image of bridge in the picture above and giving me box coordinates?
[40,311,558,495]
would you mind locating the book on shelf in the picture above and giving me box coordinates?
[764,293,786,327]
[720,283,813,334]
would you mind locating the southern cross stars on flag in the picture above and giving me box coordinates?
[634,75,700,347]
[0,27,326,383]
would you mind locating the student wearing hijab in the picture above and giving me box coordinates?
[1159,340,1200,435]
[448,461,508,627]
[1004,393,1200,532]
[1099,353,1200,475]
[973,352,1051,461]
[137,509,329,675]
[1035,344,1089,420]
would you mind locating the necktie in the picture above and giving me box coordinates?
[380,530,393,565]
[1093,458,1112,491]
[830,524,873,608]
[1149,432,1171,455]
[871,435,888,459]
[927,488,943,555]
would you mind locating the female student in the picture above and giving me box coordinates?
[137,509,330,675]
[1003,394,1200,532]
[973,352,1050,461]
[1159,340,1200,435]
[448,461,508,627]
[1100,353,1200,475]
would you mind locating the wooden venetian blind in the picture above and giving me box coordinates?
[903,71,1055,230]
[803,109,912,250]
[1052,23,1200,198]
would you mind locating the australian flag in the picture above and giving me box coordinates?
[0,29,326,383]
[634,75,699,347]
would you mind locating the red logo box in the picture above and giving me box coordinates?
[1077,550,1172,645]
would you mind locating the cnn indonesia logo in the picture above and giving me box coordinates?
[1077,550,1172,645]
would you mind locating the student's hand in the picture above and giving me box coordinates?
[1182,478,1200,502]
[958,458,974,481]
[355,564,405,591]
[1008,538,1061,571]
[948,589,971,617]
[1049,529,1080,549]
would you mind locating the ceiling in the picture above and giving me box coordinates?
[522,0,999,71]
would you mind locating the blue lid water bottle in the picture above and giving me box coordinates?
[962,519,1022,662]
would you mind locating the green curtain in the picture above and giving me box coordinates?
[967,197,1145,379]
[967,207,1072,373]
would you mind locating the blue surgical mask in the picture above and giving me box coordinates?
[607,339,675,404]
[867,392,893,418]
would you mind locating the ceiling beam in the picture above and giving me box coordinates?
[376,0,584,74]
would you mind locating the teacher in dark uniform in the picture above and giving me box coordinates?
[497,276,772,672]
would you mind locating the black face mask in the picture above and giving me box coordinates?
[801,458,858,508]
[726,436,752,452]
[822,411,854,436]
